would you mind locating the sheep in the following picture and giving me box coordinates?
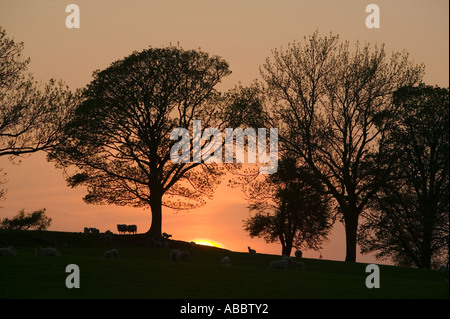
[0,245,17,256]
[36,247,61,256]
[162,232,172,240]
[103,249,119,258]
[248,246,256,257]
[268,259,289,270]
[295,250,303,259]
[220,256,231,267]
[170,249,181,262]
[89,227,100,234]
[84,227,100,234]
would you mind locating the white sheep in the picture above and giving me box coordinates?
[103,249,119,258]
[36,247,61,256]
[220,256,231,267]
[179,251,190,262]
[268,259,289,270]
[248,246,256,256]
[0,245,17,256]
[170,249,181,262]
[295,249,303,259]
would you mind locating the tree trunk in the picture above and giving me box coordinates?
[420,208,433,269]
[343,210,359,262]
[282,244,293,257]
[147,193,163,239]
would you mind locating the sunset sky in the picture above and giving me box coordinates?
[0,0,448,264]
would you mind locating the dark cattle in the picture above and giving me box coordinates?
[127,224,137,234]
[117,224,128,234]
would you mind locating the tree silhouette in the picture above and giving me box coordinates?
[0,27,78,201]
[243,156,332,256]
[48,46,231,238]
[0,208,52,230]
[259,31,424,262]
[359,85,449,269]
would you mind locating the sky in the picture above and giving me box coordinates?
[0,0,448,264]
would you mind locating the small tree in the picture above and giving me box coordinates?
[243,156,332,256]
[0,208,52,230]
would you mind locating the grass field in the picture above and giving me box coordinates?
[0,230,448,299]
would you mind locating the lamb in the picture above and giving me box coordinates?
[36,247,61,256]
[0,245,17,256]
[220,256,231,267]
[170,249,181,262]
[268,259,289,270]
[248,246,256,256]
[103,249,119,258]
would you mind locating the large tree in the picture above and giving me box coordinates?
[243,156,332,256]
[48,46,232,238]
[359,85,449,269]
[260,31,424,262]
[0,27,77,200]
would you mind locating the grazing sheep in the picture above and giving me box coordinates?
[220,256,231,267]
[179,251,190,262]
[36,247,61,256]
[127,224,137,234]
[103,249,119,258]
[0,245,17,256]
[268,259,289,270]
[170,249,181,262]
[83,227,90,234]
[248,246,256,256]
[295,250,303,259]
[89,228,100,234]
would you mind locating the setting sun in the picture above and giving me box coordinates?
[191,239,223,248]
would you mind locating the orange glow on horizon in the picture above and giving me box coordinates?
[192,239,224,248]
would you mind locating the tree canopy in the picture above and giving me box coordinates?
[258,31,424,262]
[0,27,78,201]
[244,156,332,256]
[359,85,449,269]
[48,45,232,237]
[0,208,52,231]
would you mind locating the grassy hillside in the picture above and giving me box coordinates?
[0,230,448,299]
